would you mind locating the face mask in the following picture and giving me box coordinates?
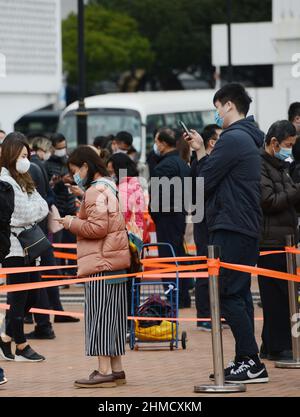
[73,171,87,188]
[215,111,224,129]
[275,147,293,161]
[54,148,67,158]
[16,158,30,174]
[44,152,51,161]
[113,148,128,155]
[153,143,161,156]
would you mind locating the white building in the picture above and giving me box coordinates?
[212,0,300,131]
[0,0,62,132]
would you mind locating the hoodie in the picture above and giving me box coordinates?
[197,116,264,238]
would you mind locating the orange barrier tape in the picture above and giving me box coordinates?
[259,250,286,256]
[220,261,300,283]
[285,246,300,255]
[207,258,220,276]
[52,243,77,249]
[41,272,209,279]
[0,303,263,322]
[142,256,207,264]
[0,264,77,275]
[53,251,77,260]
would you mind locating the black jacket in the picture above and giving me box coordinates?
[260,150,300,247]
[44,155,76,217]
[149,150,191,217]
[197,116,264,239]
[0,181,14,262]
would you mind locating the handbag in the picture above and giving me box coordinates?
[48,204,64,234]
[13,224,52,265]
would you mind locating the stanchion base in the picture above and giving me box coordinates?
[275,360,300,369]
[194,383,246,393]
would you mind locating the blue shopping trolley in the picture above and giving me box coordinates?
[129,242,187,351]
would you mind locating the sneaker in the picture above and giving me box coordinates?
[0,368,7,385]
[25,328,56,340]
[0,337,15,361]
[225,359,269,384]
[112,370,126,385]
[54,315,80,323]
[209,359,240,380]
[15,345,45,362]
[197,322,212,332]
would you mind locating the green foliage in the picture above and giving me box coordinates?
[62,4,154,86]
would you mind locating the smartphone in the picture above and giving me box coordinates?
[179,121,192,139]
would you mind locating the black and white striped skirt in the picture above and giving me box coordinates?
[84,273,127,356]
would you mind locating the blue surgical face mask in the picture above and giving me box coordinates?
[73,171,87,188]
[153,143,161,156]
[215,110,224,129]
[275,147,293,161]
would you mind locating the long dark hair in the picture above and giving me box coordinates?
[68,145,109,189]
[1,132,35,194]
[107,153,139,184]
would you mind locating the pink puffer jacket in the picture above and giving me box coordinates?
[69,181,130,277]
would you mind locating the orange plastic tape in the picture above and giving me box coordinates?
[285,246,300,255]
[259,250,286,256]
[0,303,263,322]
[53,251,77,260]
[52,243,77,249]
[0,264,77,275]
[207,258,220,276]
[41,272,209,279]
[142,256,207,264]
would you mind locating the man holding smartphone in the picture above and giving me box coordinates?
[184,83,268,385]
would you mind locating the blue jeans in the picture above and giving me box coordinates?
[209,230,259,358]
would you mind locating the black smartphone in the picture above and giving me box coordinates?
[179,121,192,139]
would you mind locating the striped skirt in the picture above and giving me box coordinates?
[84,273,127,356]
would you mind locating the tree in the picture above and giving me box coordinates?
[93,0,272,89]
[62,4,154,91]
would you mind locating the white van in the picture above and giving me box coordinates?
[57,90,216,163]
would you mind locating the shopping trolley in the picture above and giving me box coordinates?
[129,242,187,351]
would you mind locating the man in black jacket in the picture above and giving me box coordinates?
[185,83,268,384]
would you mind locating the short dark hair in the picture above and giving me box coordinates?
[265,120,296,145]
[93,136,111,149]
[68,145,109,189]
[51,132,66,148]
[157,127,176,148]
[213,83,252,115]
[288,102,300,122]
[0,129,6,135]
[202,124,221,149]
[107,153,138,184]
[115,131,133,147]
[292,136,300,161]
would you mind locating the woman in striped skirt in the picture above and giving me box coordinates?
[59,146,130,388]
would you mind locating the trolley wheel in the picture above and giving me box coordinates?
[170,342,174,351]
[181,331,187,350]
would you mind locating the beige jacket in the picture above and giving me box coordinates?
[69,181,130,277]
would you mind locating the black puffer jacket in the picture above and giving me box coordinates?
[260,150,300,247]
[44,155,76,217]
[0,181,14,262]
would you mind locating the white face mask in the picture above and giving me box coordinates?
[44,151,51,161]
[54,148,67,158]
[16,158,30,174]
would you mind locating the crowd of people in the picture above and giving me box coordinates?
[0,83,300,388]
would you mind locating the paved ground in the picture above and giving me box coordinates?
[0,301,299,397]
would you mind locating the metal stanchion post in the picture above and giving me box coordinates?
[194,245,246,393]
[275,234,300,368]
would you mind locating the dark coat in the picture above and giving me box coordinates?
[149,150,191,218]
[197,116,264,239]
[44,155,76,217]
[0,181,14,262]
[260,150,300,247]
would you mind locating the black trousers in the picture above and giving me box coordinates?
[194,221,210,322]
[154,213,191,307]
[209,230,259,358]
[258,251,292,353]
[4,257,41,344]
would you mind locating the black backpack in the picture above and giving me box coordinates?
[0,181,14,263]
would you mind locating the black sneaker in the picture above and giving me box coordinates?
[0,368,7,385]
[15,345,45,362]
[0,337,14,361]
[209,359,240,380]
[225,359,269,384]
[25,328,56,340]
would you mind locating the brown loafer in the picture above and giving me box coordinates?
[74,370,117,388]
[112,370,126,385]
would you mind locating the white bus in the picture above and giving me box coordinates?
[57,90,216,163]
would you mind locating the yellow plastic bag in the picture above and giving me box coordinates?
[135,320,175,341]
